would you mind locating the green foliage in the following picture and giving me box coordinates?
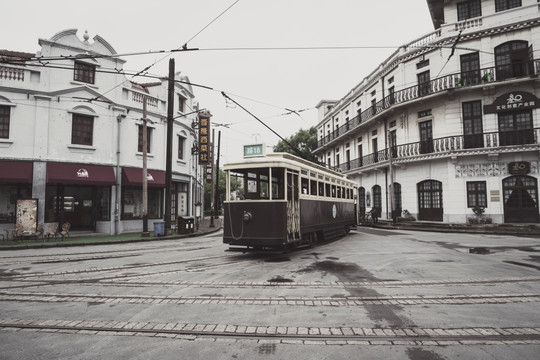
[273,126,318,163]
[471,206,485,216]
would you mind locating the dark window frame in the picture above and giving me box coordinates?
[138,125,153,153]
[462,100,484,149]
[457,0,482,21]
[467,181,487,208]
[0,105,10,139]
[71,113,94,146]
[74,61,96,84]
[178,136,185,160]
[495,0,521,12]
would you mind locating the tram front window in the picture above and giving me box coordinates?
[229,167,284,200]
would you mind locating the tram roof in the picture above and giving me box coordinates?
[223,153,353,183]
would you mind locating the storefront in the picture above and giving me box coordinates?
[0,161,33,224]
[45,162,115,231]
[121,168,165,220]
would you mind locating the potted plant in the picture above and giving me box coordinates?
[468,206,492,224]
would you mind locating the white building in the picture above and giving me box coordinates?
[314,0,540,224]
[0,29,206,234]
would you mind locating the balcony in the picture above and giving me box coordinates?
[332,128,540,173]
[316,59,540,151]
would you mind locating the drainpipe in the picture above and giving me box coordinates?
[115,114,126,235]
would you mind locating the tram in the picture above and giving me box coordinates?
[223,153,357,250]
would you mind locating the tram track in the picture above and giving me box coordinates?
[1,290,539,307]
[1,318,539,346]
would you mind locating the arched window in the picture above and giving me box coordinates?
[503,175,539,223]
[417,180,443,221]
[495,41,531,80]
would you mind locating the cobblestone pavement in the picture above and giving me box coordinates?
[0,227,539,359]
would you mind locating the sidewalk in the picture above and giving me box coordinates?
[372,219,540,236]
[0,217,223,250]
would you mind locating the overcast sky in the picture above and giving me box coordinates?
[2,0,434,163]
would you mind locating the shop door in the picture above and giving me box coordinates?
[63,186,95,230]
[503,176,539,223]
[417,180,443,221]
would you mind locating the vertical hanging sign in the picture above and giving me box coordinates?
[198,112,211,165]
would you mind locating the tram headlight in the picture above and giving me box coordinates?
[243,211,253,222]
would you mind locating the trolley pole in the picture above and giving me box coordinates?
[142,97,149,236]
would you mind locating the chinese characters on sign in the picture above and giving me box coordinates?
[483,91,540,114]
[243,144,265,158]
[198,113,211,165]
[508,161,530,175]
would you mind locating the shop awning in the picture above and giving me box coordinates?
[0,161,33,183]
[47,162,116,186]
[122,167,166,187]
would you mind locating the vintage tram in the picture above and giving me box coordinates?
[223,153,357,250]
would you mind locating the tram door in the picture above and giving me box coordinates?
[286,170,300,240]
[503,175,539,223]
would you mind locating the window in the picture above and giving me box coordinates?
[495,0,521,12]
[460,52,480,85]
[178,136,185,160]
[74,61,96,84]
[0,184,31,223]
[498,110,534,146]
[457,0,481,20]
[178,95,185,112]
[138,125,153,153]
[462,100,484,149]
[419,120,433,154]
[417,71,431,97]
[71,114,94,145]
[467,181,487,208]
[122,187,163,219]
[495,41,531,80]
[0,106,10,139]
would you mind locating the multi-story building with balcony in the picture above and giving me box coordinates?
[0,29,206,235]
[314,0,540,224]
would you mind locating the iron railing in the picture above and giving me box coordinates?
[317,59,540,150]
[331,128,540,173]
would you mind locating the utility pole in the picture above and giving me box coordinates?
[214,130,221,220]
[209,129,215,228]
[141,97,149,236]
[164,58,174,234]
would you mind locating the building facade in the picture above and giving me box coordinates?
[0,29,206,234]
[314,0,540,224]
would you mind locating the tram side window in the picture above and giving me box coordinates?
[325,183,330,198]
[260,175,269,199]
[310,180,317,196]
[229,172,245,200]
[301,178,309,194]
[337,186,341,198]
[271,168,284,200]
[332,185,337,198]
[318,182,324,197]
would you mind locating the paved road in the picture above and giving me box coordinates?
[0,227,539,359]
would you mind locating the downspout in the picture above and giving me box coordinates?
[115,114,126,235]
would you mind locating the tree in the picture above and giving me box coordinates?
[273,126,318,163]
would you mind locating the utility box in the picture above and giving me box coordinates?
[153,221,165,236]
[178,216,195,234]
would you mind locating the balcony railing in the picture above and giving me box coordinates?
[317,59,540,150]
[331,128,540,173]
[0,66,25,81]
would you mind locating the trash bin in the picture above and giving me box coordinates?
[153,221,165,236]
[177,216,195,234]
